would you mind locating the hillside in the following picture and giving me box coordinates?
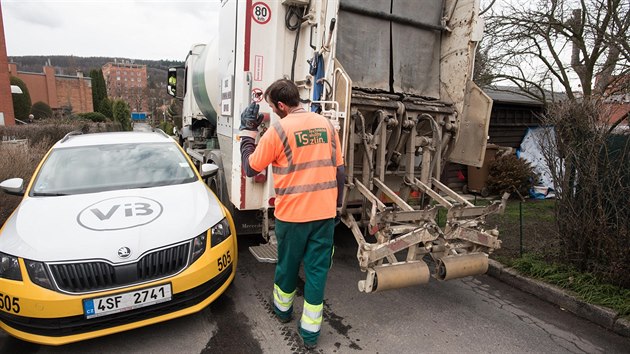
[8,55,182,77]
[8,55,183,96]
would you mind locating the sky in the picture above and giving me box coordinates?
[2,0,220,61]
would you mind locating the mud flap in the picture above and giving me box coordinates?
[447,80,492,167]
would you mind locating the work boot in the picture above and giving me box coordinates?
[297,323,317,349]
[271,296,292,323]
[299,335,317,350]
[275,313,292,324]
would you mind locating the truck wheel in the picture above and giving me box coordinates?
[480,187,489,198]
[462,185,469,194]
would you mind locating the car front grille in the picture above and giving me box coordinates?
[48,242,191,293]
[0,263,233,338]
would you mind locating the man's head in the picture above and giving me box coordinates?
[264,79,300,118]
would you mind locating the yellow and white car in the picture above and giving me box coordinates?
[0,130,237,345]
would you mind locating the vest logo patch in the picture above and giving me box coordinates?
[294,128,328,147]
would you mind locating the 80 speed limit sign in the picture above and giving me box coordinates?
[252,2,271,24]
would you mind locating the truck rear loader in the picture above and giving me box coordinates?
[167,0,507,293]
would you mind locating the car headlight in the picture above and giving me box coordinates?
[0,252,22,281]
[191,231,208,263]
[211,218,231,247]
[24,260,54,290]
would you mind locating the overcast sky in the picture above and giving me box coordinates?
[2,0,220,61]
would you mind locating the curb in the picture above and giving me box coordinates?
[487,259,630,338]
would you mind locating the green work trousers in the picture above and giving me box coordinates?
[273,218,334,344]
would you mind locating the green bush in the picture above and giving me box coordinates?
[10,76,32,120]
[77,112,108,122]
[112,99,132,131]
[30,101,53,120]
[487,154,537,197]
[159,121,174,136]
[98,97,113,118]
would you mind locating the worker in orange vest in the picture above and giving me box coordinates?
[239,79,344,349]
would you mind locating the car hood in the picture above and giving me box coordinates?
[0,181,224,263]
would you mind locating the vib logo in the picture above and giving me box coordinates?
[77,197,163,231]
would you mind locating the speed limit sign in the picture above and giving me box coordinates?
[252,2,271,24]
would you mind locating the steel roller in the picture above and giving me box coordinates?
[358,261,430,293]
[435,253,488,281]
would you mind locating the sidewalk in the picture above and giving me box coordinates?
[487,259,630,338]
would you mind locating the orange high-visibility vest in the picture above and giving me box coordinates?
[248,111,344,222]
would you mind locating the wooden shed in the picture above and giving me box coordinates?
[443,86,545,190]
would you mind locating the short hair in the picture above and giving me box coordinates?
[264,79,300,107]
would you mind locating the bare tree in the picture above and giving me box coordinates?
[485,0,630,286]
[484,0,629,102]
[537,99,630,287]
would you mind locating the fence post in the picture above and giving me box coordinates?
[519,201,523,257]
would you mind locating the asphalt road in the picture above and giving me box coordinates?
[1,229,629,354]
[132,122,153,132]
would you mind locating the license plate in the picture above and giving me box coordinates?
[83,283,172,319]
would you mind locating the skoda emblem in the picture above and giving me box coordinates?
[118,247,131,259]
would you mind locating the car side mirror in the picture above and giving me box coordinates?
[0,178,25,196]
[200,164,219,178]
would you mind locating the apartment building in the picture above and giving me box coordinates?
[102,61,148,113]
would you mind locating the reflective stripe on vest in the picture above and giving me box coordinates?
[274,284,295,312]
[271,120,338,196]
[272,159,334,175]
[275,180,338,196]
[300,300,323,333]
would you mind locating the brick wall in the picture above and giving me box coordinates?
[7,64,93,114]
[0,3,15,125]
[56,74,93,113]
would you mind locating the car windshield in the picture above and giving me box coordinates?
[30,142,197,196]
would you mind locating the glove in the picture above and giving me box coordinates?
[240,102,264,131]
[334,208,342,227]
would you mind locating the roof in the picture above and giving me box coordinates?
[483,86,545,106]
[54,131,173,148]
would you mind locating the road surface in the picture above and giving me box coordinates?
[1,229,629,354]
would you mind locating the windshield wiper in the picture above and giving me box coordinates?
[32,192,69,196]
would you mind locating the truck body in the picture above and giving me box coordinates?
[168,0,507,293]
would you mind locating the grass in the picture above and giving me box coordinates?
[486,198,558,259]
[482,198,629,318]
[501,254,630,318]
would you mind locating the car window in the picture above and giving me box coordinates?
[30,142,197,196]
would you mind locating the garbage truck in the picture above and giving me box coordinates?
[167,0,507,293]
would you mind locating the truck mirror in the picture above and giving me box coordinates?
[167,68,178,97]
